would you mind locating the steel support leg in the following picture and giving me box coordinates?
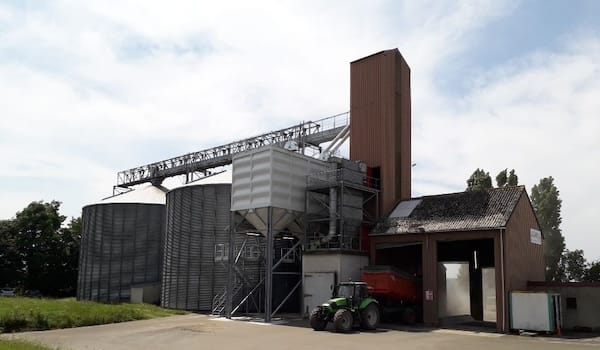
[265,207,273,322]
[225,212,234,319]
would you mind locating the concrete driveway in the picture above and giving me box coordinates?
[2,314,599,350]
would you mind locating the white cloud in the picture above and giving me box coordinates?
[413,36,600,259]
[1,1,599,261]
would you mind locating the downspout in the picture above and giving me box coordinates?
[322,187,337,243]
[500,228,506,332]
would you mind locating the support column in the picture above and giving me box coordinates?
[422,234,438,327]
[265,207,274,322]
[225,212,234,319]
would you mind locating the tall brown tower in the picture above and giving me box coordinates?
[350,49,411,215]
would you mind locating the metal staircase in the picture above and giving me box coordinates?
[211,283,243,316]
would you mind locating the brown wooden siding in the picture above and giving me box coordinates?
[503,191,545,328]
[350,49,411,215]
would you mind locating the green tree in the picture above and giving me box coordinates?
[13,201,65,294]
[584,260,600,282]
[57,217,82,295]
[556,249,587,282]
[9,201,81,296]
[507,169,518,186]
[531,177,565,281]
[496,169,508,187]
[0,219,22,287]
[466,168,492,191]
[496,169,518,187]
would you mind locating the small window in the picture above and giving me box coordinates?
[246,244,260,261]
[566,297,577,309]
[214,243,229,261]
[280,248,297,263]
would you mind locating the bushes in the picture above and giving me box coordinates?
[0,297,184,333]
[1,313,29,333]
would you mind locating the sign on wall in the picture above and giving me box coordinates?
[530,229,542,245]
[425,290,434,301]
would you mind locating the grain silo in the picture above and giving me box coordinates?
[77,185,166,303]
[161,173,263,312]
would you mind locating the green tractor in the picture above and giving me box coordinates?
[310,281,380,332]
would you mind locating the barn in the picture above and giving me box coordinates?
[370,186,544,331]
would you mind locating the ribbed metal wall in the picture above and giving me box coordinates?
[350,48,411,214]
[162,184,250,311]
[77,203,165,303]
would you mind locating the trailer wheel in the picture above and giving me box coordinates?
[401,307,417,325]
[333,309,353,332]
[310,308,327,331]
[360,303,380,330]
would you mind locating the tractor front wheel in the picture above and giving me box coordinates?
[333,309,353,332]
[310,308,327,331]
[360,303,380,330]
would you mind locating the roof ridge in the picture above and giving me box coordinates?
[410,185,525,201]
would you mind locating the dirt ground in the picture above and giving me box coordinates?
[2,314,599,350]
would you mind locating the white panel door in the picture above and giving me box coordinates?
[303,272,336,316]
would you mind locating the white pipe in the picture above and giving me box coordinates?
[319,125,350,160]
[322,187,337,243]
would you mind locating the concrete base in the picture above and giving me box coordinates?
[131,283,160,304]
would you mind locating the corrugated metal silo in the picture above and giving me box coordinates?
[77,185,166,303]
[161,183,262,311]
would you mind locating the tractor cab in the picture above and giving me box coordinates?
[334,282,369,307]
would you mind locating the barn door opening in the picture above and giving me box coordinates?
[438,262,471,318]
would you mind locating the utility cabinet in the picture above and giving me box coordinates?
[510,291,562,332]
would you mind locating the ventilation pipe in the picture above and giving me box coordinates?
[321,187,337,243]
[319,125,350,160]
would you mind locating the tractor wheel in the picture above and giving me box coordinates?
[360,303,380,330]
[333,309,353,332]
[310,308,327,331]
[401,307,417,325]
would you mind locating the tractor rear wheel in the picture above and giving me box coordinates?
[333,309,353,332]
[360,303,380,330]
[310,308,327,331]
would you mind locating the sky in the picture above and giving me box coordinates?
[1,1,599,260]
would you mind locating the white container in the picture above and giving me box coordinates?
[510,291,561,332]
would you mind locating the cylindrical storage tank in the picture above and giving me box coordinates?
[162,183,247,311]
[77,185,167,303]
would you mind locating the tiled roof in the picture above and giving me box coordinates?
[372,186,525,235]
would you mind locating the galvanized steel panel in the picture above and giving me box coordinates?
[77,203,165,303]
[161,184,263,312]
[231,145,332,212]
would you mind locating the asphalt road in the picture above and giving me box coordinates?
[3,314,599,350]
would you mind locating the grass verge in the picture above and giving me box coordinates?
[0,338,56,350]
[0,297,185,333]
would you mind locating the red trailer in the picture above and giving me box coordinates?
[362,266,422,324]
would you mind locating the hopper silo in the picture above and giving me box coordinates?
[229,145,332,320]
[77,184,167,303]
[161,182,263,311]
